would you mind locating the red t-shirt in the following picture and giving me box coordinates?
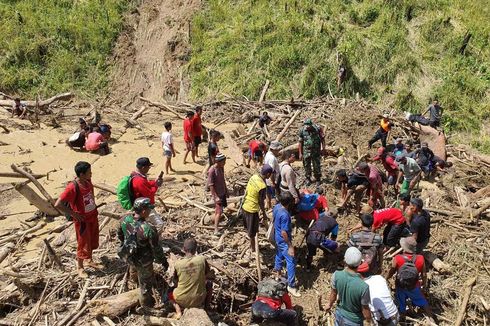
[85,132,104,151]
[297,195,329,221]
[382,155,398,176]
[394,253,425,287]
[256,293,292,310]
[131,172,158,204]
[372,208,405,230]
[59,180,98,222]
[249,140,263,156]
[192,114,202,137]
[183,118,193,142]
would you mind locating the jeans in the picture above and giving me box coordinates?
[334,309,363,326]
[274,242,296,288]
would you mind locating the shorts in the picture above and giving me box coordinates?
[266,186,276,199]
[164,150,172,158]
[395,286,428,313]
[242,210,259,238]
[185,141,195,151]
[194,136,202,146]
[215,196,227,215]
[248,149,263,160]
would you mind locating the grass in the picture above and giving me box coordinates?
[189,0,490,152]
[0,0,135,98]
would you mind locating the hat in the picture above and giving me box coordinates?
[382,113,389,119]
[269,141,283,151]
[410,197,424,209]
[133,197,155,211]
[215,153,226,162]
[373,147,385,161]
[136,157,153,167]
[357,262,370,273]
[261,164,273,175]
[344,247,362,267]
[360,204,374,214]
[400,237,417,253]
[304,118,313,125]
[421,142,428,148]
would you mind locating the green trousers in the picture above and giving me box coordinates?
[303,154,321,180]
[131,261,155,307]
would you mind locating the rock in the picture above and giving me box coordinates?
[180,308,213,326]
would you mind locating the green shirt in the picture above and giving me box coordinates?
[332,269,370,323]
[173,255,208,308]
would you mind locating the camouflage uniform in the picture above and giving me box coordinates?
[299,120,322,181]
[118,214,167,307]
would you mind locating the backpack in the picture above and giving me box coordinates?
[396,255,419,290]
[353,232,380,273]
[257,277,287,300]
[117,175,134,210]
[117,219,142,264]
[64,180,80,221]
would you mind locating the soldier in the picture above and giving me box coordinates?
[118,197,169,308]
[298,118,325,186]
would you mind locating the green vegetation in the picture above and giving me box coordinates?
[190,0,490,151]
[0,0,134,98]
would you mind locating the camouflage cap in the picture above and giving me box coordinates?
[133,197,155,211]
[303,118,313,125]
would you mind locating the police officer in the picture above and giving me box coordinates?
[298,118,325,186]
[118,197,168,308]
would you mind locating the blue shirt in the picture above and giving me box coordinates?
[273,203,292,244]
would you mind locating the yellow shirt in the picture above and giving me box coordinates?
[173,255,207,308]
[242,174,266,213]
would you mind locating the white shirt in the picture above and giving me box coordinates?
[363,275,398,320]
[264,151,279,186]
[161,131,173,151]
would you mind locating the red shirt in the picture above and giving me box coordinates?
[192,114,202,137]
[85,132,104,151]
[249,140,264,156]
[59,180,98,222]
[183,118,193,142]
[394,253,425,287]
[368,164,382,189]
[297,194,329,221]
[382,155,398,176]
[256,293,292,310]
[372,208,406,230]
[131,172,158,204]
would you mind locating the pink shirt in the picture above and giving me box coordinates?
[368,164,382,189]
[85,132,104,151]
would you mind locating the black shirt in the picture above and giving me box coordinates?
[410,210,431,243]
[347,172,369,189]
[307,214,338,245]
[429,104,442,122]
[258,115,272,128]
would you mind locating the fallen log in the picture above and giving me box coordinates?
[0,172,45,179]
[455,276,477,326]
[14,183,59,216]
[202,196,243,207]
[0,222,46,246]
[276,110,301,142]
[423,252,451,273]
[0,243,15,264]
[131,105,148,121]
[90,288,139,318]
[43,239,64,271]
[0,92,73,109]
[139,97,184,120]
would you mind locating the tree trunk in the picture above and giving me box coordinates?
[14,183,59,216]
[89,288,139,318]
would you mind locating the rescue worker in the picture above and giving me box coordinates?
[368,113,393,148]
[305,208,339,272]
[298,118,325,186]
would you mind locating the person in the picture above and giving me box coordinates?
[305,208,339,272]
[413,142,435,177]
[372,147,399,194]
[296,187,329,222]
[67,118,90,150]
[251,276,297,325]
[395,155,421,196]
[395,193,411,214]
[242,165,273,254]
[183,111,196,164]
[407,198,430,253]
[273,192,300,297]
[386,237,432,320]
[192,106,203,157]
[11,97,27,118]
[258,111,272,128]
[161,121,176,174]
[55,161,100,278]
[130,157,164,229]
[357,262,399,325]
[247,139,267,168]
[348,213,383,274]
[338,167,370,213]
[358,162,385,208]
[207,129,221,167]
[207,153,228,235]
[170,237,213,319]
[368,113,392,149]
[85,126,110,155]
[325,247,372,325]
[279,153,300,204]
[335,169,349,203]
[298,118,325,185]
[264,141,282,209]
[118,197,168,308]
[406,100,442,129]
[392,138,408,159]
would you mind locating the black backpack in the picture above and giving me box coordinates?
[397,255,419,290]
[117,220,142,264]
[64,180,80,221]
[353,232,380,274]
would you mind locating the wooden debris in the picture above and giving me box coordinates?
[90,288,139,318]
[455,276,477,326]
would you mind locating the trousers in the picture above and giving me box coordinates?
[303,154,321,180]
[131,261,155,307]
[368,128,388,148]
[274,242,296,288]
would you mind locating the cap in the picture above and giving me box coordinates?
[136,157,153,167]
[304,118,313,125]
[357,262,370,273]
[261,164,273,175]
[133,197,155,211]
[344,247,362,267]
[373,147,385,161]
[215,153,226,162]
[400,237,417,253]
[269,141,283,151]
[410,197,424,209]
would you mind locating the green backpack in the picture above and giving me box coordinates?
[117,175,134,210]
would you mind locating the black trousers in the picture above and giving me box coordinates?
[251,301,297,326]
[383,223,407,247]
[368,128,388,148]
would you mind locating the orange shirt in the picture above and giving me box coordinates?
[380,118,391,132]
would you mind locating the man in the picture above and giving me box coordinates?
[348,213,383,274]
[258,111,272,128]
[407,198,431,253]
[386,237,432,320]
[358,162,385,208]
[335,169,349,203]
[55,161,100,278]
[273,192,300,297]
[392,138,408,159]
[161,121,176,174]
[338,166,370,213]
[264,141,282,209]
[358,262,399,325]
[368,113,392,149]
[396,193,411,214]
[298,118,325,185]
[183,111,196,164]
[85,126,110,155]
[207,129,221,167]
[118,197,168,308]
[279,153,300,204]
[305,208,339,272]
[67,118,90,150]
[325,247,372,325]
[242,165,273,254]
[170,237,213,319]
[296,187,329,222]
[413,142,435,177]
[192,106,203,157]
[395,155,421,196]
[11,97,27,119]
[251,276,297,325]
[207,153,228,235]
[406,100,442,129]
[372,147,399,193]
[131,157,164,229]
[247,139,267,168]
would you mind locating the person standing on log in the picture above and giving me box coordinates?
[406,198,431,253]
[368,113,393,149]
[395,155,421,196]
[11,97,27,119]
[298,118,324,186]
[55,161,100,278]
[117,197,168,308]
[192,106,203,158]
[264,141,282,209]
[406,99,442,129]
[183,111,196,164]
[207,153,228,236]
